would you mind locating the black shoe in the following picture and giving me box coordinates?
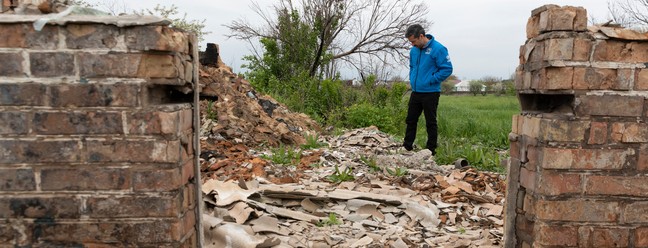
[403,143,413,151]
[427,147,436,156]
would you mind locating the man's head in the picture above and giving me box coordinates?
[406,24,428,49]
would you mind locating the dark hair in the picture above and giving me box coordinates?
[405,24,425,38]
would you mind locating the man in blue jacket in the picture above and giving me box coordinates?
[403,24,453,156]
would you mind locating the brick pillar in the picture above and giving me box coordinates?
[0,15,201,247]
[505,4,648,248]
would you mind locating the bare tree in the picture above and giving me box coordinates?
[608,0,648,29]
[226,0,431,77]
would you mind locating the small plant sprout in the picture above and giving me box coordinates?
[326,164,355,183]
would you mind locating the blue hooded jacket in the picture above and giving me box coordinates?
[409,34,453,92]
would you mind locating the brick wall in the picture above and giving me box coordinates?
[504,5,648,248]
[0,15,201,246]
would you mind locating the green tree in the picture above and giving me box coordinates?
[469,81,484,96]
[608,0,648,30]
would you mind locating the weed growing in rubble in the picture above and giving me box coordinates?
[360,156,381,173]
[206,100,217,120]
[316,213,342,227]
[326,164,354,183]
[261,145,301,166]
[300,134,327,150]
[387,166,408,177]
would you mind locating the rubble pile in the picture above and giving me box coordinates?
[200,127,506,247]
[199,65,320,147]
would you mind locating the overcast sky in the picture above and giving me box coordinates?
[89,0,614,81]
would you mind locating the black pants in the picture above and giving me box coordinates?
[404,92,440,152]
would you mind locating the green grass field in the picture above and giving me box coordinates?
[413,95,520,172]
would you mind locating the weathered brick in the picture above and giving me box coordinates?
[537,172,581,195]
[573,38,592,61]
[535,224,577,246]
[64,24,120,49]
[33,111,123,135]
[29,52,75,77]
[86,195,181,218]
[519,166,536,192]
[520,116,541,138]
[515,213,535,242]
[536,199,619,222]
[543,67,573,90]
[0,83,46,106]
[180,108,193,132]
[0,52,24,76]
[133,168,183,192]
[528,42,545,64]
[0,112,28,135]
[125,26,188,53]
[525,145,541,171]
[637,69,648,90]
[594,40,648,63]
[541,148,630,170]
[579,226,630,248]
[637,227,648,247]
[586,175,648,197]
[41,168,130,191]
[577,95,644,117]
[0,24,58,49]
[573,68,618,90]
[34,221,182,244]
[623,202,648,223]
[544,38,573,60]
[522,193,535,215]
[611,122,648,143]
[137,54,178,78]
[0,140,81,163]
[86,139,181,163]
[0,168,35,191]
[0,197,80,219]
[50,83,139,107]
[78,53,141,78]
[539,119,589,142]
[588,122,608,145]
[127,110,179,135]
[639,144,648,171]
[539,6,585,32]
[616,69,633,90]
[526,13,541,39]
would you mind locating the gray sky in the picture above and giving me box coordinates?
[91,0,613,81]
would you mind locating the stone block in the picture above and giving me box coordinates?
[637,228,648,247]
[40,167,130,191]
[86,195,181,218]
[611,122,648,143]
[49,83,139,107]
[0,197,81,219]
[535,224,578,246]
[125,26,189,53]
[86,139,181,163]
[30,52,75,77]
[179,108,193,133]
[137,54,178,79]
[33,111,123,135]
[78,52,141,78]
[526,13,541,39]
[519,166,536,192]
[573,68,619,90]
[0,111,28,135]
[579,227,630,248]
[541,148,630,170]
[32,221,182,244]
[539,119,589,142]
[588,122,608,145]
[543,67,573,90]
[544,38,573,60]
[594,40,648,63]
[539,6,585,32]
[64,24,121,49]
[127,110,180,135]
[520,116,541,138]
[0,24,58,49]
[0,52,24,76]
[0,168,35,191]
[0,140,81,163]
[537,172,581,195]
[0,83,47,106]
[573,37,592,61]
[639,144,648,171]
[528,41,545,64]
[133,168,184,192]
[586,175,648,197]
[623,202,648,224]
[536,199,619,222]
[577,95,644,117]
[637,69,648,90]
